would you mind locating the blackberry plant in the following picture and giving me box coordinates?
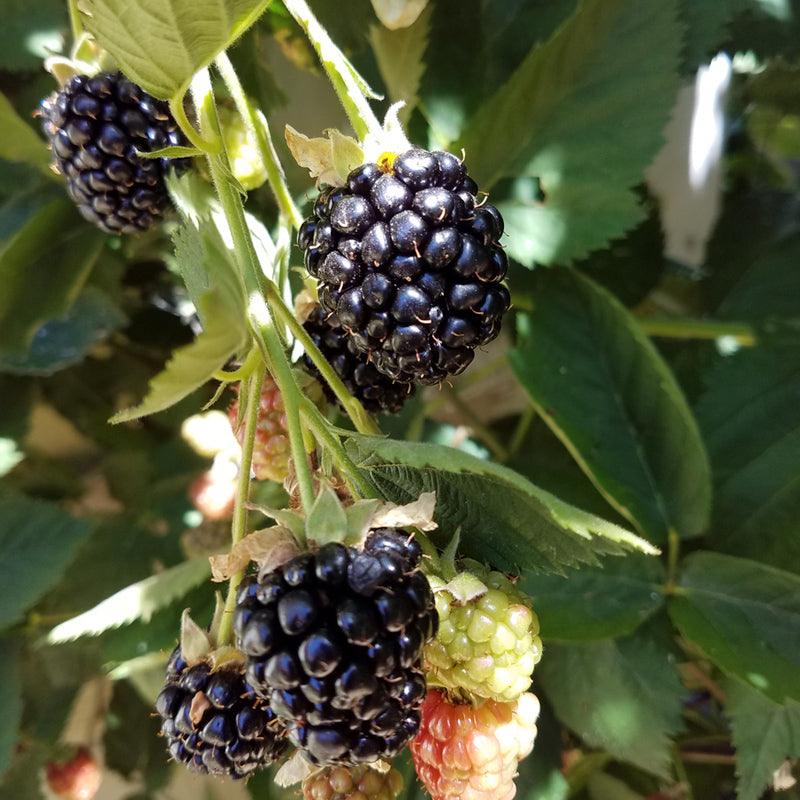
[2,1,798,800]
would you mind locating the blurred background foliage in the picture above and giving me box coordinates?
[0,1,799,799]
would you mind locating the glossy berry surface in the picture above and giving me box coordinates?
[298,148,508,386]
[154,647,289,779]
[303,763,404,800]
[234,531,437,766]
[228,376,289,483]
[411,690,540,800]
[303,306,415,414]
[425,566,542,703]
[40,72,187,234]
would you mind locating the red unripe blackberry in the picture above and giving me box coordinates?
[298,149,508,386]
[228,376,290,483]
[411,690,540,800]
[233,532,437,766]
[40,72,188,234]
[303,306,415,415]
[45,747,101,800]
[154,647,289,779]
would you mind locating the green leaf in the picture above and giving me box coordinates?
[522,554,665,641]
[0,92,51,176]
[460,0,681,266]
[669,552,800,703]
[0,486,91,631]
[305,485,348,546]
[695,345,800,571]
[0,637,21,776]
[725,676,800,800]
[587,773,646,800]
[369,5,432,123]
[0,288,125,376]
[46,557,211,643]
[539,628,684,777]
[0,199,105,357]
[510,270,711,543]
[345,433,657,575]
[80,0,271,99]
[110,292,248,423]
[419,0,574,146]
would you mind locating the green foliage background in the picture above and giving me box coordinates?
[0,1,799,799]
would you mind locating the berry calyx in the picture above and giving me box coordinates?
[298,148,508,387]
[424,564,542,703]
[303,763,404,800]
[411,690,540,800]
[45,747,101,800]
[40,72,188,234]
[303,306,415,415]
[155,647,289,779]
[234,531,437,766]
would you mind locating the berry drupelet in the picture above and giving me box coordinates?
[40,72,187,234]
[155,647,289,779]
[303,306,415,415]
[298,149,509,386]
[233,529,437,766]
[303,763,405,800]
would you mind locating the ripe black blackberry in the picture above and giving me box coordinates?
[303,306,415,415]
[298,149,509,386]
[155,646,289,779]
[40,72,187,235]
[233,529,437,766]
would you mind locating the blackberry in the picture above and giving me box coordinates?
[233,532,437,766]
[303,306,415,415]
[40,72,188,234]
[303,763,404,800]
[298,148,508,386]
[155,647,289,779]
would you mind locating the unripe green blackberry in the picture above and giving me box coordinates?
[40,72,188,234]
[303,763,404,800]
[424,565,541,703]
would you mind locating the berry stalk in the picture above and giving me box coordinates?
[217,361,265,647]
[187,68,316,513]
[282,0,382,142]
[215,52,303,230]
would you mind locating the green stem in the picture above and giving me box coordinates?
[299,397,375,499]
[217,363,265,647]
[67,0,83,41]
[443,386,509,461]
[214,52,303,229]
[282,0,382,141]
[169,95,221,154]
[190,69,315,513]
[506,406,535,461]
[637,316,756,346]
[213,346,261,383]
[265,284,381,436]
[666,529,680,591]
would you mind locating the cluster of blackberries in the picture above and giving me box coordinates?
[299,149,508,388]
[303,306,415,414]
[40,72,186,234]
[155,647,289,779]
[233,529,437,766]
